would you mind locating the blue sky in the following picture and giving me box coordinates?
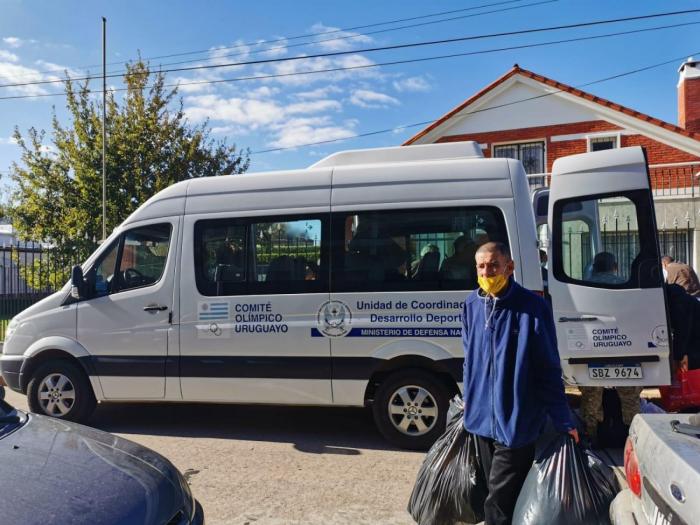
[0,0,699,190]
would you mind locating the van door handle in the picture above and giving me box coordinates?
[558,316,598,323]
[143,304,168,312]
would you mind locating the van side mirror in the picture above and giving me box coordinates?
[70,265,86,300]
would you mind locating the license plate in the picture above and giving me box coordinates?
[588,364,643,379]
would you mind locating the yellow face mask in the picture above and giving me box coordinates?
[477,274,509,296]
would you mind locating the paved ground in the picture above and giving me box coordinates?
[4,389,635,524]
[5,389,424,524]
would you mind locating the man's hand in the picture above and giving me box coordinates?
[568,428,579,444]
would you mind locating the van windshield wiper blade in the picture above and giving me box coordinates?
[671,420,700,438]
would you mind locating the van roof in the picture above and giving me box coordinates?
[310,141,483,168]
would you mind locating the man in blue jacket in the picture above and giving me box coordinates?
[463,241,578,525]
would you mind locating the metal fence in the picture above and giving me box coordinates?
[1,243,85,337]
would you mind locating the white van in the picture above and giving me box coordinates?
[0,142,670,449]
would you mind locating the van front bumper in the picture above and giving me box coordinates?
[0,355,25,393]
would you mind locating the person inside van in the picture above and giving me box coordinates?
[411,244,440,281]
[440,236,475,284]
[588,251,625,285]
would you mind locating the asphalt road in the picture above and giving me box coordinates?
[5,389,425,524]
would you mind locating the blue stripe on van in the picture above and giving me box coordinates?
[311,327,461,337]
[79,355,465,382]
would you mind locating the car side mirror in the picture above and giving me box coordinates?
[70,265,86,300]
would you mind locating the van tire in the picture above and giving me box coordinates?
[372,369,449,450]
[27,360,96,423]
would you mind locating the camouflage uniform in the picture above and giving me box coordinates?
[579,386,642,438]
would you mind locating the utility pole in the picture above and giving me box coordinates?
[101,16,107,242]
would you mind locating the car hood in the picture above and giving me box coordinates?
[0,412,188,525]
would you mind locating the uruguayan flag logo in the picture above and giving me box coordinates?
[198,301,230,321]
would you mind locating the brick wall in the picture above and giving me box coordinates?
[679,77,700,134]
[436,119,700,171]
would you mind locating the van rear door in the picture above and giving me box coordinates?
[547,146,670,386]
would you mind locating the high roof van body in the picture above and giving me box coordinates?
[1,142,669,448]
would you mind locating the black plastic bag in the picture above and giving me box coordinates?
[513,433,620,525]
[407,396,487,525]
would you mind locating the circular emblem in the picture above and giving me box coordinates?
[317,300,352,337]
[209,322,222,337]
[652,325,669,347]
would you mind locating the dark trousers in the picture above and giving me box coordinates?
[475,435,535,525]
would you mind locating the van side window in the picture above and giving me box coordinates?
[553,190,661,289]
[91,240,120,297]
[194,215,327,296]
[252,219,322,285]
[115,224,172,292]
[195,223,247,296]
[87,223,171,297]
[331,207,508,292]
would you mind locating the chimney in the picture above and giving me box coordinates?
[678,56,700,133]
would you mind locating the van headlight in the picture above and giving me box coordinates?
[5,318,18,340]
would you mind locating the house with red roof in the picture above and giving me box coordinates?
[404,59,700,267]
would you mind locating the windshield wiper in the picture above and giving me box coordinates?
[671,420,700,438]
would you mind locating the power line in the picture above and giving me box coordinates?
[82,0,537,70]
[1,8,698,90]
[17,0,537,79]
[250,51,700,155]
[1,19,697,101]
[138,0,555,71]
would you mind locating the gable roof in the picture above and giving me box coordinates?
[403,65,700,155]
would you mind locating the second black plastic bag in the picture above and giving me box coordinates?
[407,396,487,525]
[513,433,620,525]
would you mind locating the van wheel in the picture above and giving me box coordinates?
[27,360,96,423]
[372,369,449,450]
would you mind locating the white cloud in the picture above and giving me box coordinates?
[285,99,341,115]
[0,136,18,145]
[3,37,30,48]
[248,86,280,99]
[255,38,288,58]
[349,89,400,109]
[294,85,343,100]
[268,119,357,149]
[34,59,82,79]
[310,23,372,52]
[0,50,18,62]
[185,94,341,129]
[185,95,281,128]
[393,76,431,93]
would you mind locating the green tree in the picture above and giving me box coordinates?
[8,60,250,289]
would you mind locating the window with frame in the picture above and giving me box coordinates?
[493,141,545,174]
[331,207,509,292]
[553,190,661,289]
[195,215,327,296]
[589,136,618,152]
[88,223,172,297]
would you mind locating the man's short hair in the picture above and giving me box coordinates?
[661,255,674,265]
[593,251,617,273]
[475,241,511,260]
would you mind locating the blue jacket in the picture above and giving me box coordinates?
[462,280,573,448]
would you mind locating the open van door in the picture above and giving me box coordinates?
[547,146,670,387]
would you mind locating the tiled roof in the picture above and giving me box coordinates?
[404,65,700,145]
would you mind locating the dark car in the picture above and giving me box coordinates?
[0,385,204,525]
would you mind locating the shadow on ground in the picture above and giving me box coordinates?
[88,402,406,453]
